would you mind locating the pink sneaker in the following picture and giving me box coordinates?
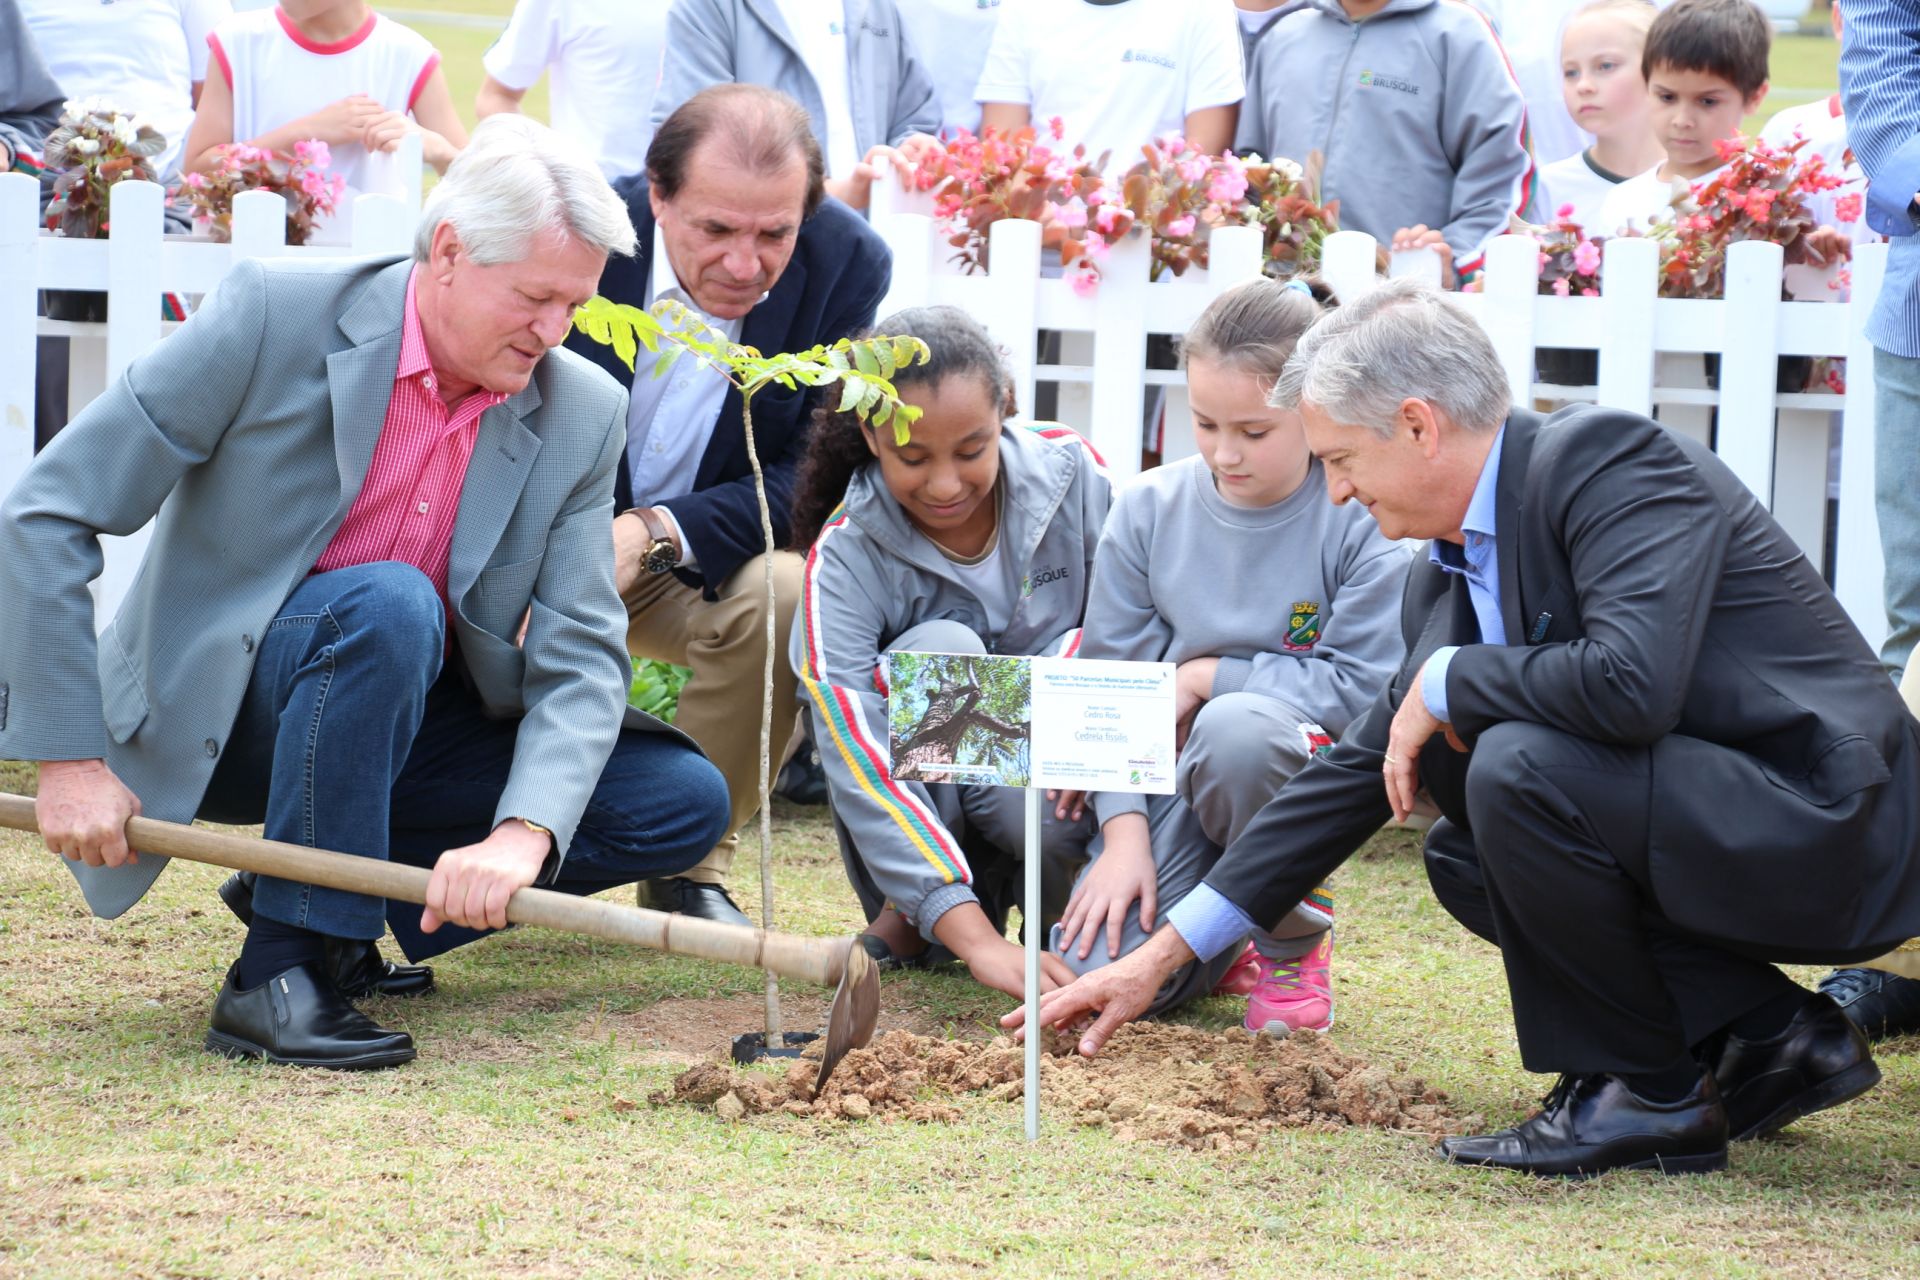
[1244,932,1334,1036]
[1211,942,1262,996]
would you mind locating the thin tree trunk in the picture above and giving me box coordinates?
[740,396,782,1047]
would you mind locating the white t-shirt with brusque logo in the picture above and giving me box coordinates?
[973,0,1243,169]
[772,0,860,178]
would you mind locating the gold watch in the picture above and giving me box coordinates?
[515,818,553,843]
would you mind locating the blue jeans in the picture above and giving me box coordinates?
[1875,349,1920,677]
[199,563,729,961]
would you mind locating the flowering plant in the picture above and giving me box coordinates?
[1520,205,1606,299]
[914,122,1347,295]
[1649,134,1847,299]
[180,140,346,246]
[913,118,1121,278]
[42,99,168,239]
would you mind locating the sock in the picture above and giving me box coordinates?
[1727,988,1813,1042]
[1622,1059,1704,1103]
[236,915,326,989]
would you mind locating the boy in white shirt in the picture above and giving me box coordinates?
[898,0,1006,138]
[1595,0,1769,237]
[476,0,669,182]
[975,0,1244,165]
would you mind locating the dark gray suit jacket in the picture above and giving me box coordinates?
[1206,405,1920,961]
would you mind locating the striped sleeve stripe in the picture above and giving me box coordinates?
[1453,0,1537,277]
[800,510,971,885]
[1029,422,1110,480]
[1053,627,1083,658]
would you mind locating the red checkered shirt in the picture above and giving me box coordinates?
[312,269,507,604]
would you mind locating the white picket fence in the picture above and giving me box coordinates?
[0,146,421,625]
[868,182,1893,652]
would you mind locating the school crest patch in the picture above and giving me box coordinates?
[1283,601,1322,652]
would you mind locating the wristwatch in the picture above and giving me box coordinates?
[627,506,680,574]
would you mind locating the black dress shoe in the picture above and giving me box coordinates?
[643,877,753,929]
[219,871,435,998]
[1819,967,1920,1042]
[1437,1071,1728,1178]
[1706,993,1881,1141]
[205,962,416,1069]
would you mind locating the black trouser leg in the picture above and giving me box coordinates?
[1457,722,1799,1074]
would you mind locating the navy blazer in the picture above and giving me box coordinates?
[563,176,891,594]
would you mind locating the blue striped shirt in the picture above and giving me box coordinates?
[1840,0,1920,358]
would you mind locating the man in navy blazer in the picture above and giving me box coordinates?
[563,84,891,927]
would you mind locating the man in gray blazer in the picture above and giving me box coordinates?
[0,116,730,1070]
[1013,282,1920,1178]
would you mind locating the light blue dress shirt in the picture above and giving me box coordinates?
[1165,427,1507,963]
[1422,425,1507,723]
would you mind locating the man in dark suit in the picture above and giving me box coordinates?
[1013,280,1920,1177]
[564,84,891,928]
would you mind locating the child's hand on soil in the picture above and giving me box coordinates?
[1056,815,1157,961]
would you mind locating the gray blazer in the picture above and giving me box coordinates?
[0,256,684,919]
[653,0,938,159]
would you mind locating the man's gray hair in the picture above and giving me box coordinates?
[413,114,636,264]
[1271,278,1512,436]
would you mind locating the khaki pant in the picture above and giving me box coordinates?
[623,551,805,885]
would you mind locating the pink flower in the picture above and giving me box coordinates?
[1833,193,1863,224]
[1070,265,1100,297]
[1551,277,1571,297]
[1081,232,1110,261]
[1165,214,1196,238]
[1176,156,1209,184]
[1572,239,1601,276]
[1048,116,1065,141]
[300,168,326,197]
[1094,207,1126,236]
[1557,203,1575,219]
[183,170,206,189]
[1579,286,1598,297]
[1206,164,1249,205]
[1056,195,1088,229]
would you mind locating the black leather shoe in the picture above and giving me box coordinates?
[1706,993,1881,1141]
[325,937,436,999]
[1437,1071,1728,1178]
[218,871,435,998]
[644,877,753,929]
[1819,967,1920,1042]
[205,962,416,1069]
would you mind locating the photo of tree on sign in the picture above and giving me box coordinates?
[887,653,1033,787]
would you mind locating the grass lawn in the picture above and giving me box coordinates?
[2,759,1917,1277]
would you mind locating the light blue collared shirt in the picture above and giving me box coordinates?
[1422,426,1507,723]
[1164,428,1511,964]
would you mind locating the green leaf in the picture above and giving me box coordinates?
[852,342,881,378]
[876,340,896,380]
[652,346,681,380]
[837,375,866,413]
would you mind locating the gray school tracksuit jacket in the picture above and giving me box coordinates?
[653,0,938,159]
[1237,0,1537,271]
[791,423,1111,932]
[1079,455,1410,829]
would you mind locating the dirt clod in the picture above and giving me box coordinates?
[654,1024,1468,1152]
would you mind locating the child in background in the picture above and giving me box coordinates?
[1240,0,1536,279]
[789,307,1109,1001]
[897,0,1006,139]
[1541,0,1663,232]
[184,0,466,241]
[1052,278,1408,1031]
[1594,0,1767,235]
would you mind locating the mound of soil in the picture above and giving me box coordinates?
[656,1024,1468,1152]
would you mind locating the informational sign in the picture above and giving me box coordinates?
[885,652,1174,793]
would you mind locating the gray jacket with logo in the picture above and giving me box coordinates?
[790,423,1110,933]
[653,0,938,160]
[1237,0,1537,269]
